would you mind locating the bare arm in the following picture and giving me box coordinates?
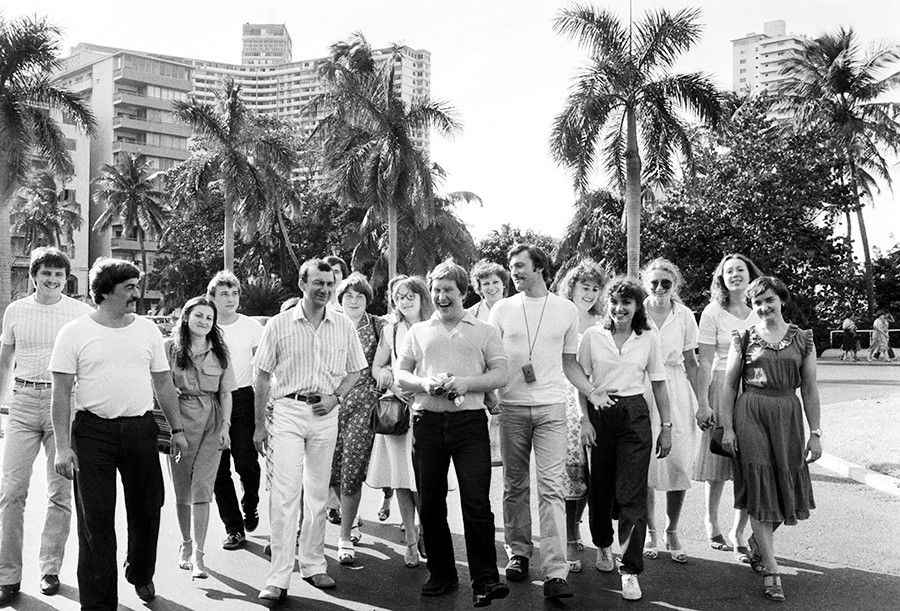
[152,371,187,457]
[0,343,15,409]
[651,379,673,458]
[563,353,616,408]
[314,370,361,417]
[217,389,232,450]
[719,341,743,455]
[371,336,394,390]
[695,344,715,427]
[51,372,78,479]
[442,359,509,396]
[799,341,823,463]
[253,368,272,455]
[683,348,700,399]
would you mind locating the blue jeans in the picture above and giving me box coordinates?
[414,409,499,587]
[499,403,568,580]
[0,385,71,584]
[72,410,163,610]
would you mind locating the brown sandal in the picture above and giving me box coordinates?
[764,572,785,601]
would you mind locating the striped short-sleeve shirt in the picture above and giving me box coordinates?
[253,303,367,398]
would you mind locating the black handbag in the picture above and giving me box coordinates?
[709,329,750,458]
[152,398,172,454]
[370,393,410,435]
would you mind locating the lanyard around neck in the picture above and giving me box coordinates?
[521,293,549,362]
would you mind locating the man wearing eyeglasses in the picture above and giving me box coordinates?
[396,260,509,606]
[251,259,366,603]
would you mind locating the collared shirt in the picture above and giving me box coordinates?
[645,300,699,368]
[253,303,367,399]
[578,326,666,397]
[398,311,507,412]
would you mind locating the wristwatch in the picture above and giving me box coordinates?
[810,428,823,437]
[660,422,673,428]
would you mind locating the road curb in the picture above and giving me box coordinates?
[817,452,900,497]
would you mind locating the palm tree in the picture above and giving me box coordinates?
[10,170,83,251]
[316,32,462,280]
[550,4,723,277]
[0,15,95,314]
[773,27,900,316]
[171,78,295,271]
[92,153,168,313]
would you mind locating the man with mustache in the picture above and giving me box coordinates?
[49,258,187,608]
[396,260,509,606]
[0,248,92,605]
[252,259,366,603]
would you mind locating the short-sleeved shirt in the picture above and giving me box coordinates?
[466,301,491,322]
[488,293,579,406]
[165,340,238,398]
[398,311,507,412]
[578,326,666,397]
[253,303,367,399]
[698,302,760,372]
[645,300,699,368]
[1,295,93,382]
[218,314,264,388]
[49,315,169,418]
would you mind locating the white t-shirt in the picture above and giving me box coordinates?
[698,302,760,372]
[578,327,666,397]
[49,315,169,418]
[1,295,93,382]
[218,314,264,388]
[488,293,578,405]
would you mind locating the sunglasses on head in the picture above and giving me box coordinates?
[650,279,673,290]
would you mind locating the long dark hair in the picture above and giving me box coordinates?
[602,276,650,335]
[173,296,229,370]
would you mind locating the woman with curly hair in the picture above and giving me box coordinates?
[166,296,237,580]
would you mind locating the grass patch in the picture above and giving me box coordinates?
[821,392,900,478]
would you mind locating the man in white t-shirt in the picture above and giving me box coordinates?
[0,248,93,605]
[49,258,187,609]
[207,271,264,550]
[488,244,603,602]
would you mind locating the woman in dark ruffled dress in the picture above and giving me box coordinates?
[720,277,823,603]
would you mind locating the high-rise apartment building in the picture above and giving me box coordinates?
[242,23,293,65]
[732,20,807,94]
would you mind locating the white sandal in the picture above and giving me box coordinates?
[338,539,355,565]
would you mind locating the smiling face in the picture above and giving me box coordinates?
[431,278,465,320]
[300,268,335,310]
[103,277,141,315]
[608,294,637,331]
[750,288,784,323]
[645,269,675,302]
[572,280,602,313]
[478,273,505,306]
[722,258,751,294]
[187,304,216,339]
[32,265,67,303]
[340,288,368,319]
[509,251,543,294]
[393,285,422,322]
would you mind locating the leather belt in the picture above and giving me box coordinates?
[284,392,321,404]
[14,378,52,389]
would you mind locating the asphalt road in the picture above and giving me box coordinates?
[2,362,898,610]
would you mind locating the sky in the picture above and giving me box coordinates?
[8,0,900,251]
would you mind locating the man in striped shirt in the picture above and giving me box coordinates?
[252,259,366,603]
[0,248,92,605]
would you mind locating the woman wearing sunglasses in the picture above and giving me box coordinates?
[640,258,700,564]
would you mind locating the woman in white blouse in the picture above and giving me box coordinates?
[641,259,700,563]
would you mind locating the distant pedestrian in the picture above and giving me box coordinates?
[840,313,859,361]
[720,276,821,602]
[50,257,188,608]
[0,248,92,605]
[868,310,895,362]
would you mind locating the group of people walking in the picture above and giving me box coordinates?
[0,243,827,609]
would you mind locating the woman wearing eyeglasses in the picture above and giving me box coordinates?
[367,276,434,567]
[640,259,699,563]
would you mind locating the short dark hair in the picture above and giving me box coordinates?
[602,276,650,334]
[298,259,335,285]
[469,260,509,295]
[206,270,241,298]
[508,243,552,284]
[337,272,374,305]
[428,259,469,294]
[89,257,140,304]
[323,255,349,279]
[746,276,791,305]
[29,247,71,278]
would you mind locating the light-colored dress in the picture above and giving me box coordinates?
[562,332,589,500]
[693,302,760,482]
[645,300,699,491]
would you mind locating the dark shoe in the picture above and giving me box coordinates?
[473,581,509,607]
[244,508,260,533]
[504,555,529,582]
[326,507,341,525]
[40,574,60,596]
[264,544,271,556]
[0,583,20,606]
[222,531,246,550]
[135,581,155,602]
[543,578,574,601]
[421,575,459,597]
[303,573,336,590]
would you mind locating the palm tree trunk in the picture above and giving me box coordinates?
[388,203,399,279]
[848,159,876,316]
[0,170,15,317]
[138,227,147,315]
[276,208,301,272]
[224,192,236,272]
[624,108,642,277]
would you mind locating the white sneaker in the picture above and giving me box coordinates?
[595,546,615,572]
[621,574,642,601]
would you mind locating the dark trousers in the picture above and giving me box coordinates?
[72,411,163,611]
[587,394,652,575]
[413,409,499,588]
[214,386,260,534]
